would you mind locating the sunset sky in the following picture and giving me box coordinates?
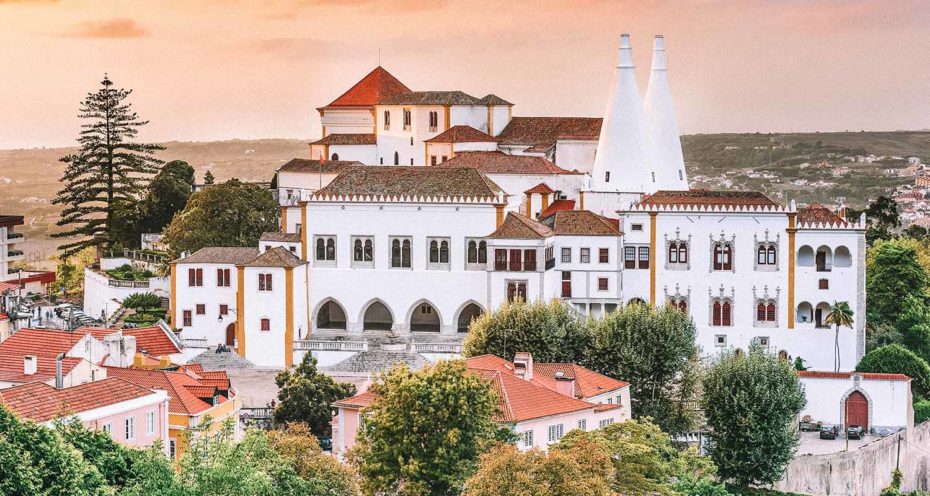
[1,0,928,150]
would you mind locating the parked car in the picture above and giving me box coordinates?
[819,424,840,439]
[847,425,865,440]
[799,417,821,432]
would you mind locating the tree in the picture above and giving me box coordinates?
[584,304,699,433]
[462,441,614,496]
[53,75,163,257]
[849,195,900,244]
[140,160,195,233]
[462,299,589,363]
[203,169,215,185]
[349,361,500,496]
[893,295,930,364]
[826,301,854,372]
[267,423,359,496]
[273,354,356,438]
[558,418,716,495]
[702,347,805,487]
[867,241,928,328]
[162,178,279,258]
[856,344,930,399]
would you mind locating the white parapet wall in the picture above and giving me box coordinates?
[82,268,169,320]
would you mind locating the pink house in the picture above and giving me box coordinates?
[0,377,170,454]
[332,352,631,454]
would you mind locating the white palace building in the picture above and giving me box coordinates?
[167,35,911,434]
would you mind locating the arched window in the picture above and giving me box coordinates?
[713,243,733,271]
[678,300,687,313]
[668,243,678,263]
[402,239,411,267]
[331,153,339,160]
[713,301,722,326]
[440,240,449,263]
[260,318,270,332]
[429,240,439,263]
[364,239,373,261]
[391,239,401,267]
[767,245,777,265]
[468,241,478,263]
[354,239,363,261]
[316,238,325,260]
[478,241,487,263]
[394,151,399,165]
[722,302,732,326]
[325,238,335,260]
[757,303,766,322]
[767,303,776,321]
[757,246,767,265]
[678,243,688,263]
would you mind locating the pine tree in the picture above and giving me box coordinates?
[203,169,215,185]
[53,75,163,257]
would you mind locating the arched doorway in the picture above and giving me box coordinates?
[815,302,831,328]
[410,302,440,332]
[457,303,484,333]
[363,301,393,331]
[845,390,869,430]
[317,300,347,330]
[225,323,236,346]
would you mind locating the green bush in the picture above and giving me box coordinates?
[915,400,930,424]
[124,313,160,325]
[123,292,163,310]
[856,344,930,399]
[673,477,732,496]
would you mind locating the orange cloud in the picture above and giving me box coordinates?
[65,18,150,39]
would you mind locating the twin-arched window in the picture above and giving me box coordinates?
[712,299,733,326]
[667,298,688,314]
[315,237,336,261]
[429,239,450,264]
[467,240,488,264]
[713,243,733,271]
[391,238,412,268]
[668,241,688,264]
[756,302,776,322]
[757,244,777,266]
[353,238,373,262]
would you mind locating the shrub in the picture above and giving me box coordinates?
[123,292,163,310]
[856,344,930,399]
[915,400,930,424]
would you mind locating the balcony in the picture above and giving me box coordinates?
[7,232,23,241]
[7,249,23,259]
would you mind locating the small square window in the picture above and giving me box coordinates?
[715,334,727,347]
[599,248,609,264]
[631,224,643,231]
[598,278,609,291]
[195,304,205,315]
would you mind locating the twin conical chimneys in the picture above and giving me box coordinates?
[592,34,688,194]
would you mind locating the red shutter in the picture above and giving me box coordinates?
[518,282,527,301]
[506,282,516,302]
[495,249,508,271]
[712,302,721,326]
[767,303,776,321]
[757,304,766,322]
[188,269,195,286]
[722,303,732,326]
[509,249,522,272]
[196,269,203,286]
[524,250,537,271]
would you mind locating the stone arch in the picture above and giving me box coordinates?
[360,299,395,331]
[839,385,874,430]
[454,301,486,333]
[407,299,442,333]
[314,298,348,331]
[627,297,647,306]
[815,302,832,328]
[797,245,815,267]
[816,245,833,271]
[797,301,814,323]
[835,245,852,267]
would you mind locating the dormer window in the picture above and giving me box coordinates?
[23,355,36,375]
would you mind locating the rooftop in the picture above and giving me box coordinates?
[488,212,552,239]
[425,125,497,144]
[259,232,302,243]
[533,363,629,399]
[105,367,234,415]
[540,210,621,236]
[0,378,160,423]
[436,151,580,175]
[313,166,504,202]
[240,246,306,268]
[0,215,24,229]
[80,325,180,357]
[310,134,377,146]
[524,183,555,194]
[798,203,848,226]
[277,158,362,175]
[797,371,911,382]
[379,90,483,106]
[171,247,260,265]
[0,328,87,383]
[538,199,576,219]
[497,117,602,153]
[324,66,412,108]
[639,189,778,208]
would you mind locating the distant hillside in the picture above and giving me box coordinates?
[3,132,929,265]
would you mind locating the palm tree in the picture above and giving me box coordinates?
[826,301,854,372]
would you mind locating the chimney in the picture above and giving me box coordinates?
[23,355,36,376]
[553,370,576,398]
[55,353,64,388]
[513,352,533,381]
[591,34,654,195]
[644,35,688,191]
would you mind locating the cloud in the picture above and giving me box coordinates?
[65,18,150,39]
[0,0,60,4]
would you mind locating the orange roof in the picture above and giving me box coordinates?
[797,371,911,382]
[533,363,629,399]
[333,390,378,409]
[540,210,621,236]
[325,67,412,108]
[105,367,232,415]
[0,378,159,423]
[77,325,180,357]
[0,329,87,383]
[198,371,231,390]
[497,117,602,152]
[640,189,777,208]
[425,125,497,144]
[310,134,377,146]
[436,151,580,175]
[798,203,848,226]
[524,183,555,194]
[539,199,575,219]
[488,212,552,240]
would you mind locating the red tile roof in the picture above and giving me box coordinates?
[798,203,848,226]
[488,212,552,239]
[0,329,87,383]
[0,282,19,293]
[310,134,377,146]
[324,67,411,108]
[105,367,232,415]
[277,159,362,174]
[239,246,306,268]
[333,390,378,409]
[540,210,622,236]
[425,125,497,144]
[497,117,602,152]
[640,189,778,207]
[314,166,503,201]
[198,371,231,391]
[797,371,911,382]
[533,363,629,399]
[539,199,575,219]
[0,215,24,229]
[79,326,181,357]
[436,151,580,175]
[380,90,482,106]
[0,378,160,423]
[524,183,555,194]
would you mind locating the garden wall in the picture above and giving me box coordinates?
[776,422,930,495]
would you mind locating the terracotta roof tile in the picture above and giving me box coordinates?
[436,151,580,175]
[425,125,497,144]
[277,159,362,174]
[797,371,911,382]
[0,329,87,383]
[488,212,552,239]
[105,367,233,415]
[497,117,602,151]
[640,189,777,208]
[540,210,621,236]
[310,134,376,146]
[333,390,377,409]
[325,66,412,108]
[259,232,302,243]
[533,363,629,399]
[524,183,555,194]
[0,378,159,423]
[79,326,180,357]
[171,247,259,265]
[380,90,482,106]
[539,199,575,219]
[314,166,503,201]
[798,203,848,226]
[240,246,306,268]
[478,94,512,106]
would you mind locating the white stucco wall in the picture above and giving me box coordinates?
[172,263,239,346]
[800,375,912,430]
[553,140,597,174]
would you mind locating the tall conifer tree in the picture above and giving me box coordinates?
[53,75,163,256]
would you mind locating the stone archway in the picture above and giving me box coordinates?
[225,323,236,346]
[362,300,394,331]
[409,301,441,333]
[456,303,485,333]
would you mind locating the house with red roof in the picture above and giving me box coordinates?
[331,353,630,455]
[0,377,170,454]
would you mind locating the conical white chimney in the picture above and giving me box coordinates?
[591,34,655,194]
[645,35,688,191]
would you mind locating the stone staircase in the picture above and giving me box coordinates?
[190,347,256,370]
[322,349,430,374]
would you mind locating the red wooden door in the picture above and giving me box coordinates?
[226,324,236,346]
[845,391,868,430]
